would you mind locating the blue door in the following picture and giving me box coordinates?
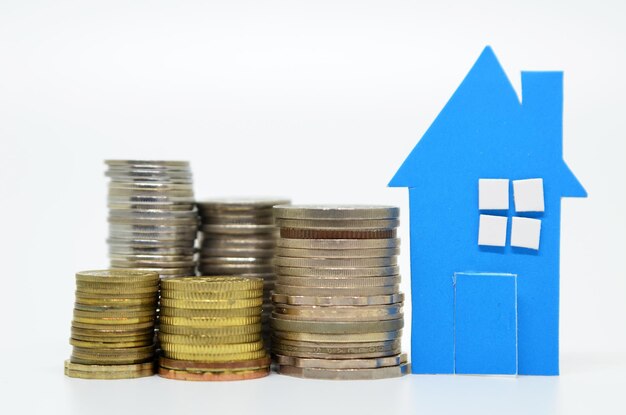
[454,272,518,375]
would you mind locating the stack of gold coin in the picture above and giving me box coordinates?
[65,270,159,379]
[271,205,409,380]
[196,198,290,346]
[157,276,270,381]
[106,160,198,279]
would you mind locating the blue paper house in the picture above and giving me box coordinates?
[389,47,586,375]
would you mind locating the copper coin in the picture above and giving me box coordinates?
[158,366,269,381]
[158,356,270,371]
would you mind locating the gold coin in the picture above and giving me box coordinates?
[72,315,156,325]
[158,333,260,345]
[159,307,261,318]
[159,297,263,310]
[71,332,154,343]
[70,355,154,365]
[76,286,159,295]
[70,338,152,348]
[160,340,264,355]
[73,303,156,312]
[161,349,267,362]
[159,316,261,328]
[76,279,159,289]
[73,309,156,319]
[64,360,155,379]
[71,320,155,330]
[161,276,263,292]
[75,296,158,307]
[161,289,263,301]
[76,269,159,283]
[71,325,154,337]
[158,323,261,336]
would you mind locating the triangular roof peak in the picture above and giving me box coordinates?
[389,46,586,198]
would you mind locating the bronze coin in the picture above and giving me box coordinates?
[158,366,269,381]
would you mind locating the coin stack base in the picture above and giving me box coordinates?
[158,276,270,381]
[105,160,198,279]
[66,270,160,380]
[196,199,290,347]
[271,205,408,380]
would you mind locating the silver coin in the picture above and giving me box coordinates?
[107,238,196,247]
[200,237,276,249]
[270,316,403,334]
[198,264,275,275]
[105,159,190,167]
[277,238,400,250]
[199,248,275,258]
[275,218,399,230]
[273,205,399,220]
[111,266,196,276]
[274,256,397,268]
[275,266,399,277]
[273,304,403,321]
[108,203,196,211]
[108,232,197,242]
[109,246,196,256]
[272,338,401,353]
[271,293,404,306]
[198,257,272,265]
[200,224,276,235]
[273,330,403,343]
[109,254,195,262]
[275,275,401,288]
[277,363,409,379]
[274,353,407,369]
[273,284,400,297]
[110,259,197,268]
[275,247,399,258]
[197,198,290,211]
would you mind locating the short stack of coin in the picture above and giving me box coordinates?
[106,160,198,279]
[196,198,289,345]
[157,276,270,381]
[271,205,409,380]
[65,270,159,379]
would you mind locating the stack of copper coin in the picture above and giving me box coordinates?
[157,276,270,381]
[271,205,409,380]
[196,198,289,345]
[65,270,159,379]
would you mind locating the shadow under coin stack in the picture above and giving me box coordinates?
[158,276,270,381]
[196,199,289,345]
[271,205,409,380]
[105,160,198,279]
[65,270,159,379]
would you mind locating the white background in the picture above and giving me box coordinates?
[1,1,624,414]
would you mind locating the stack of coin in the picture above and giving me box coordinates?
[271,205,409,380]
[196,198,290,345]
[65,270,159,379]
[157,276,270,381]
[106,160,198,279]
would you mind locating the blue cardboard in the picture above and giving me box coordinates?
[454,273,517,375]
[389,46,587,375]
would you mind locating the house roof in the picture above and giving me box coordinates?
[389,46,586,198]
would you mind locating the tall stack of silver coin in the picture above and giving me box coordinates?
[271,205,409,380]
[196,199,290,345]
[105,160,198,278]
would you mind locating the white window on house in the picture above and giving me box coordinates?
[510,216,542,250]
[478,214,508,247]
[479,179,509,210]
[513,178,545,212]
